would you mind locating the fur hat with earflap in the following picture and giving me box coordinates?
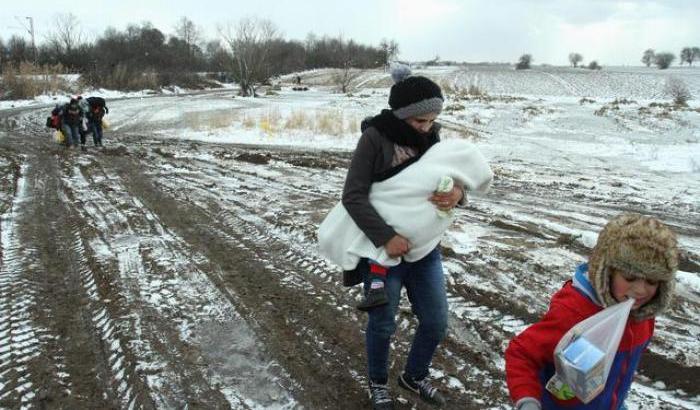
[588,213,679,320]
[388,64,444,119]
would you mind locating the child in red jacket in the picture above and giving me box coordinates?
[505,213,679,410]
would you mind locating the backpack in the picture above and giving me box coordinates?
[86,97,108,114]
[46,105,61,129]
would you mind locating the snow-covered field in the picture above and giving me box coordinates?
[0,65,698,409]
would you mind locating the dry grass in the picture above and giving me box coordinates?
[242,114,256,129]
[185,109,239,131]
[0,62,69,99]
[223,108,359,137]
[313,109,359,135]
[440,79,487,98]
[242,109,360,136]
[284,111,311,130]
[259,108,282,134]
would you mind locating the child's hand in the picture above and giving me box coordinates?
[385,234,411,258]
[430,186,464,211]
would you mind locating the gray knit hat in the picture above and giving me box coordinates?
[388,65,444,119]
[588,213,679,320]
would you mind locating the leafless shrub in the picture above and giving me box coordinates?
[440,80,487,101]
[332,66,362,93]
[664,77,692,106]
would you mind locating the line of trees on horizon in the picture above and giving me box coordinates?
[641,47,700,69]
[0,14,399,96]
[515,46,700,71]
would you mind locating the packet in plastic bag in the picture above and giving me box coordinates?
[547,298,634,403]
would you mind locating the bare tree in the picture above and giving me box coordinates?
[379,38,399,69]
[219,17,280,97]
[6,35,31,68]
[333,62,362,93]
[568,52,583,68]
[665,76,692,106]
[174,17,202,60]
[515,54,532,70]
[46,13,83,54]
[680,46,700,66]
[654,52,675,69]
[641,49,655,67]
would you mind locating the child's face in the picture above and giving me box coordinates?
[610,267,660,309]
[405,112,438,134]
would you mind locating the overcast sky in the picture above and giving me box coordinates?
[1,0,698,66]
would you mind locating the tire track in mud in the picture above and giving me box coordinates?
[93,147,386,408]
[0,163,53,407]
[36,150,149,408]
[0,145,144,409]
[125,143,524,407]
[63,156,298,408]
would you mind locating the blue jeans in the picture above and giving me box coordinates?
[89,120,103,145]
[362,246,448,384]
[61,124,80,147]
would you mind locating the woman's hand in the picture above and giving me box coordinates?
[430,186,464,211]
[385,234,411,258]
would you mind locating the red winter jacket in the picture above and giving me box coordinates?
[505,264,654,410]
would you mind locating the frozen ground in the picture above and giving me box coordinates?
[0,65,698,409]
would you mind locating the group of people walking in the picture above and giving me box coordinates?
[48,95,108,150]
[319,65,681,410]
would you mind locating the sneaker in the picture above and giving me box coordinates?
[368,381,393,410]
[398,373,445,407]
[356,288,388,311]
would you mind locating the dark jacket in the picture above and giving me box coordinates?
[87,106,106,124]
[60,102,83,126]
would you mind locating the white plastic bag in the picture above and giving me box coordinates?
[547,298,634,403]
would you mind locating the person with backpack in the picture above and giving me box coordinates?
[76,96,91,149]
[338,66,467,409]
[85,97,108,147]
[59,98,84,149]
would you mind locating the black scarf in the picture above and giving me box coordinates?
[366,109,439,155]
[364,110,440,182]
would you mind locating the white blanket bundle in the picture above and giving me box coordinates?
[318,139,493,270]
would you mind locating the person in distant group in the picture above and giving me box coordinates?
[59,98,84,149]
[505,213,679,410]
[76,95,90,149]
[85,97,108,147]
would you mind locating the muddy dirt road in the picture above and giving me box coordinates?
[0,94,698,409]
